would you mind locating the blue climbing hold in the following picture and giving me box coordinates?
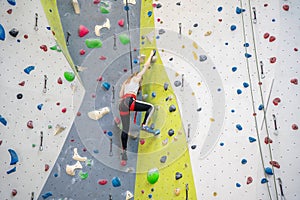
[0,115,7,126]
[124,5,129,11]
[6,166,16,174]
[244,43,249,47]
[237,89,242,94]
[249,137,256,143]
[243,82,249,88]
[230,25,237,31]
[236,7,245,14]
[24,66,35,74]
[231,109,235,113]
[147,11,152,17]
[220,142,224,146]
[265,167,273,175]
[102,82,110,91]
[0,24,6,41]
[236,124,243,131]
[245,53,252,58]
[148,194,153,198]
[42,192,53,199]
[232,66,237,72]
[37,104,43,110]
[241,158,247,164]
[152,92,156,97]
[107,131,113,137]
[112,177,121,187]
[258,104,264,110]
[133,58,139,64]
[236,183,241,187]
[217,6,223,12]
[7,0,16,6]
[8,149,19,165]
[261,178,268,184]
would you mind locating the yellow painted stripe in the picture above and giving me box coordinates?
[134,1,197,199]
[40,0,81,82]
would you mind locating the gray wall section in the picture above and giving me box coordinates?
[39,1,141,199]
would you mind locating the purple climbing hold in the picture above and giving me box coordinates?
[7,0,16,6]
[0,24,5,41]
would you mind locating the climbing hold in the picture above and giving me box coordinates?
[100,56,107,61]
[258,104,264,111]
[151,92,156,97]
[24,66,35,74]
[159,29,166,35]
[79,49,85,55]
[112,177,121,187]
[140,139,145,145]
[79,171,89,180]
[241,158,247,164]
[119,34,130,45]
[160,155,167,163]
[269,36,276,42]
[88,107,110,120]
[57,77,63,84]
[11,189,17,196]
[176,2,181,6]
[7,166,16,174]
[247,176,253,184]
[147,11,152,17]
[9,28,19,37]
[263,32,270,39]
[269,161,280,168]
[245,53,252,58]
[156,3,162,8]
[8,149,19,165]
[265,167,273,175]
[174,188,180,196]
[40,45,48,52]
[66,161,82,176]
[64,71,75,82]
[290,78,298,85]
[249,137,256,143]
[85,38,102,48]
[197,107,202,112]
[42,192,52,199]
[37,104,43,110]
[217,6,223,12]
[16,93,23,99]
[147,168,159,184]
[270,57,276,63]
[261,178,268,184]
[102,82,111,91]
[230,25,236,31]
[98,179,108,185]
[27,120,33,129]
[163,83,168,91]
[237,89,242,94]
[93,0,100,4]
[18,81,25,86]
[236,124,243,131]
[191,145,197,149]
[292,124,298,130]
[236,7,245,14]
[236,183,241,187]
[175,172,182,180]
[45,164,50,172]
[232,66,237,72]
[95,18,110,36]
[125,190,134,200]
[174,80,181,87]
[0,24,5,41]
[272,97,281,106]
[78,25,89,37]
[72,148,87,162]
[169,105,176,112]
[243,82,249,88]
[100,6,110,14]
[7,0,16,6]
[204,31,212,36]
[282,4,289,11]
[124,5,129,11]
[168,129,175,136]
[118,19,125,27]
[199,55,207,62]
[244,43,249,47]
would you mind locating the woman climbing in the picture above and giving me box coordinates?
[118,50,156,161]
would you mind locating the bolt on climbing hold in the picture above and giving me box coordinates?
[39,131,43,151]
[181,74,184,91]
[272,114,278,135]
[260,61,265,79]
[112,86,115,103]
[277,178,285,197]
[112,177,121,187]
[178,23,182,36]
[109,138,113,156]
[187,123,191,139]
[34,13,38,31]
[252,7,257,24]
[43,75,48,93]
[113,33,117,50]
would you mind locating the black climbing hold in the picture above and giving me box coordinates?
[164,82,168,91]
[196,107,202,112]
[141,35,145,40]
[9,28,19,37]
[176,2,181,6]
[175,172,182,180]
[160,155,167,163]
[156,3,162,8]
[16,93,23,99]
[193,23,198,27]
[158,29,166,35]
[169,57,173,61]
[151,188,155,192]
[191,145,197,149]
[168,129,174,136]
[169,105,176,112]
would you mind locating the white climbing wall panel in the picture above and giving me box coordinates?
[0,0,84,199]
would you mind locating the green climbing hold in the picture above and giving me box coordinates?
[119,34,130,45]
[79,171,89,180]
[147,168,159,184]
[64,71,75,82]
[85,38,103,48]
[100,6,110,14]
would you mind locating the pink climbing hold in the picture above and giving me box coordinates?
[120,160,127,166]
[27,120,33,129]
[270,57,276,63]
[98,179,108,185]
[97,76,102,81]
[263,33,270,39]
[79,49,85,55]
[269,36,276,42]
[273,97,281,106]
[290,78,298,85]
[78,25,89,37]
[282,4,289,11]
[118,19,124,27]
[247,177,253,184]
[292,124,298,130]
[99,56,106,60]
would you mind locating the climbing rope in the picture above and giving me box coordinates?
[246,1,280,199]
[238,1,275,199]
[125,0,134,74]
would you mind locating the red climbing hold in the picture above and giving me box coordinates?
[263,33,270,39]
[24,34,28,39]
[218,19,222,22]
[269,36,276,42]
[62,108,67,113]
[272,97,281,106]
[118,19,124,27]
[290,78,298,85]
[93,0,101,4]
[57,77,63,84]
[11,189,17,196]
[264,4,268,7]
[7,9,13,14]
[264,136,273,144]
[56,102,60,106]
[294,48,298,51]
[292,124,298,130]
[77,112,81,116]
[282,4,289,11]
[246,176,253,184]
[79,49,85,55]
[40,45,48,52]
[78,25,89,37]
[120,160,127,166]
[18,81,25,86]
[45,164,50,172]
[0,140,2,146]
[269,161,280,169]
[140,139,145,145]
[98,179,108,185]
[270,57,276,63]
[99,56,106,60]
[27,120,33,129]
[97,76,102,81]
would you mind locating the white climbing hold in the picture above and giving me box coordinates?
[72,148,87,162]
[123,0,136,5]
[88,107,110,120]
[66,161,82,176]
[72,0,80,14]
[125,190,134,200]
[94,18,110,36]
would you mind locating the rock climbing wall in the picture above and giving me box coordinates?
[1,0,299,199]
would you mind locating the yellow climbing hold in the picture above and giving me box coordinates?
[192,41,198,49]
[192,51,198,60]
[204,31,212,36]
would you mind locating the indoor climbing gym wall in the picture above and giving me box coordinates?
[0,0,299,200]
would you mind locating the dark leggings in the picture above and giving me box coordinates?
[119,97,154,150]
